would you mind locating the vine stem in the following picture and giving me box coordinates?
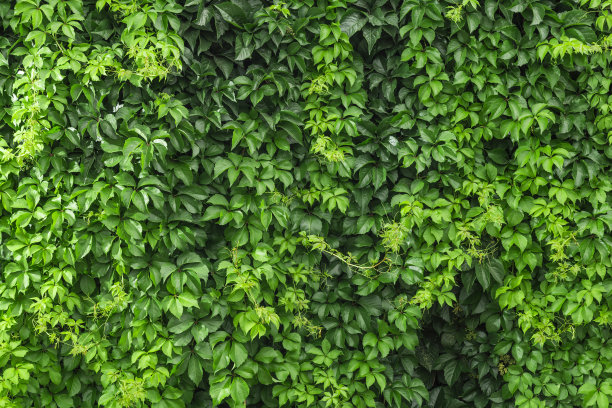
[319,248,388,270]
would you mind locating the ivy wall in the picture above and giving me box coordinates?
[0,0,611,407]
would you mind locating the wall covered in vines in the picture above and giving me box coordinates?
[0,0,611,407]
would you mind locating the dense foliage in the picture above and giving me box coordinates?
[0,0,611,407]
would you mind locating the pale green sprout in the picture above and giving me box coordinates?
[445,0,480,23]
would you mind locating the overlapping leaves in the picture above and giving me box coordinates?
[0,0,610,408]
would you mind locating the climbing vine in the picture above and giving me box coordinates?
[0,1,610,408]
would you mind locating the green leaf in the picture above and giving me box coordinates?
[214,158,233,179]
[75,235,93,259]
[230,377,249,403]
[214,3,246,27]
[230,342,248,367]
[340,11,367,37]
[443,359,461,386]
[362,26,382,54]
[188,357,203,385]
[475,263,491,290]
[487,259,505,284]
[210,377,231,405]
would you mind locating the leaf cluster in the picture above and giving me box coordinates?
[0,0,610,408]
